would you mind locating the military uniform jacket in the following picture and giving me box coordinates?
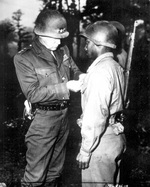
[80,52,125,154]
[14,37,81,105]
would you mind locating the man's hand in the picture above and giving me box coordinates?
[76,150,91,169]
[66,80,82,92]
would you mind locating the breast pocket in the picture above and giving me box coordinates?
[35,68,58,85]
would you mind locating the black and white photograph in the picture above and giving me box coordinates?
[0,0,150,186]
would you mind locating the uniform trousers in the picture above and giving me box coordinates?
[82,127,126,187]
[21,108,69,187]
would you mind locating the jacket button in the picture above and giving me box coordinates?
[62,77,65,81]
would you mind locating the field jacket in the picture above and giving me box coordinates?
[14,37,81,105]
[80,52,125,155]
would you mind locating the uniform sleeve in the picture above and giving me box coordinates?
[80,70,113,154]
[14,54,69,103]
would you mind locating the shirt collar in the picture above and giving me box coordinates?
[87,52,114,73]
[32,37,60,62]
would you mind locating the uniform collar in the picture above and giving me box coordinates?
[32,37,54,60]
[32,37,64,67]
[87,52,114,73]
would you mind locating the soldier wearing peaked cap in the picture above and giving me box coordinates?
[76,21,126,187]
[14,9,83,187]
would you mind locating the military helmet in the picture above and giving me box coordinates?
[34,9,69,39]
[109,21,125,50]
[109,21,125,37]
[81,21,118,49]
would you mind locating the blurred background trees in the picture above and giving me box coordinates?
[1,0,150,58]
[12,9,33,51]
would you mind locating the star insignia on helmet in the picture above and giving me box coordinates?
[58,28,66,34]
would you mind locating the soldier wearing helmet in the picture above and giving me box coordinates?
[76,21,126,187]
[34,9,69,39]
[110,21,127,69]
[14,9,83,187]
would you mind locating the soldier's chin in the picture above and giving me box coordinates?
[51,45,59,51]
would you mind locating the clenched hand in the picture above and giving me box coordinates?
[76,151,91,169]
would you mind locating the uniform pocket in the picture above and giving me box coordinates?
[35,68,56,78]
[35,67,58,85]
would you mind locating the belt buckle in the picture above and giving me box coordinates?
[60,102,65,109]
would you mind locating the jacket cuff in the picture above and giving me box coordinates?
[54,83,70,100]
[80,147,91,157]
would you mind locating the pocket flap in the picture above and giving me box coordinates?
[35,68,55,77]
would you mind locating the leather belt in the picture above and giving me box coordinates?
[33,101,70,111]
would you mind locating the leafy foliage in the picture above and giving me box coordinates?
[0,20,16,44]
[12,9,33,51]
